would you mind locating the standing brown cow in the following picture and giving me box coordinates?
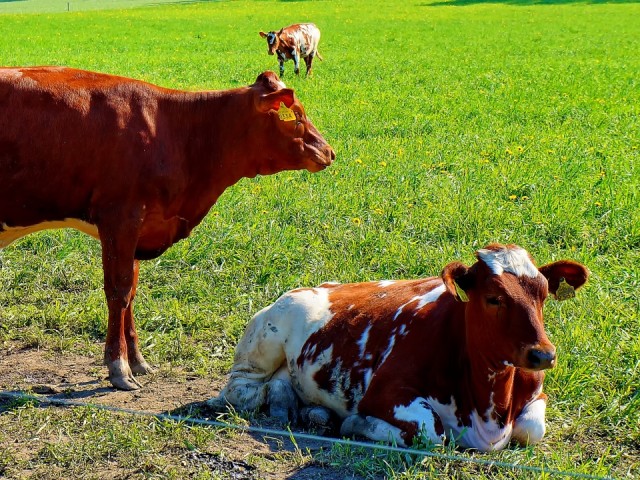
[260,23,323,77]
[0,66,334,390]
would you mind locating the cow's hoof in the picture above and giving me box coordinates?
[107,358,142,390]
[301,405,332,427]
[110,374,142,391]
[266,379,298,424]
[130,361,156,375]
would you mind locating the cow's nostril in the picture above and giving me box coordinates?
[527,348,556,370]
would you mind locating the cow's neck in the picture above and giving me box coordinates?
[464,351,519,427]
[164,88,264,214]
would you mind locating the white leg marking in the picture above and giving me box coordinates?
[341,414,406,446]
[394,398,445,445]
[512,398,547,445]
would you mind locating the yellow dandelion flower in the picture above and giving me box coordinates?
[509,195,517,201]
[594,201,602,207]
[261,210,269,215]
[521,196,529,201]
[212,211,220,216]
[379,161,387,168]
[505,148,513,155]
[352,217,362,226]
[517,146,524,153]
[355,158,363,164]
[374,208,384,215]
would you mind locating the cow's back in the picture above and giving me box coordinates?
[0,67,165,226]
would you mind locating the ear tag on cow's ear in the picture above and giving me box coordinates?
[556,277,576,301]
[277,102,296,122]
[454,281,469,303]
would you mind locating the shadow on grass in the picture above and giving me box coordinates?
[421,0,640,5]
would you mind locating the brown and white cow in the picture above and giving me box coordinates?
[0,66,334,390]
[210,244,588,451]
[259,23,323,77]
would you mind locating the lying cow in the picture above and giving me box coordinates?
[0,66,334,390]
[260,23,323,77]
[210,244,588,451]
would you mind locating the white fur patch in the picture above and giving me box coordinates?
[394,398,445,445]
[477,246,539,278]
[512,398,546,445]
[378,280,396,288]
[0,219,99,248]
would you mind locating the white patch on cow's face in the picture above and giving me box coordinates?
[0,219,99,248]
[267,32,277,45]
[477,246,539,278]
[394,398,445,445]
[378,280,395,288]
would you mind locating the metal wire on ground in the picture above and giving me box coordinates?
[0,390,614,480]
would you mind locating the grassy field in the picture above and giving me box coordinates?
[1,0,639,478]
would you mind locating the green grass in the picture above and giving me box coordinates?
[1,0,639,478]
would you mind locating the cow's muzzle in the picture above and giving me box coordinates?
[526,346,556,371]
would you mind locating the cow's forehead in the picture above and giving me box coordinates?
[267,32,277,44]
[476,246,539,279]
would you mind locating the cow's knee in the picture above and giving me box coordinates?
[266,378,298,424]
[512,398,546,445]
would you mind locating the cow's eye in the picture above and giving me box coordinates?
[486,296,502,306]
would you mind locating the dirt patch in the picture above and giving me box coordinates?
[0,345,362,480]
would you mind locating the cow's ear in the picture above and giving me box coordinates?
[256,89,295,113]
[539,260,589,300]
[259,31,267,38]
[442,261,473,302]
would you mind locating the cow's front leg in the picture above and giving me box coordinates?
[357,394,446,447]
[277,52,285,77]
[125,260,155,375]
[292,50,300,75]
[512,395,547,445]
[99,217,143,390]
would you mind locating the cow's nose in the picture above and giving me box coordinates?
[527,347,556,370]
[328,147,336,163]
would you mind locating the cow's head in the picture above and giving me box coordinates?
[259,30,281,55]
[441,244,588,372]
[249,71,335,174]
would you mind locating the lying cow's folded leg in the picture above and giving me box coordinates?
[511,393,547,446]
[340,414,407,446]
[266,377,298,423]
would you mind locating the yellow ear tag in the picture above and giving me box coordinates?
[556,277,576,301]
[454,281,469,303]
[277,102,296,122]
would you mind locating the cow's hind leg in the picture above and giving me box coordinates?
[208,304,291,417]
[125,260,155,375]
[304,55,313,76]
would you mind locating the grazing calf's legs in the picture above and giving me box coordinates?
[99,217,144,390]
[125,260,155,375]
[304,55,313,76]
[292,50,301,75]
[511,397,547,445]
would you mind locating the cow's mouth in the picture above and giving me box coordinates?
[307,146,335,172]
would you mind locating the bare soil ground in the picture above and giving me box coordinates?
[0,344,362,480]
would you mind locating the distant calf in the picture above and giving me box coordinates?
[260,23,323,77]
[210,244,588,451]
[0,67,334,391]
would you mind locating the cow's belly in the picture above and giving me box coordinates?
[0,219,99,248]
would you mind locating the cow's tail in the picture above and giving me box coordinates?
[315,51,324,61]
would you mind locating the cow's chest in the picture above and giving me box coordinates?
[427,397,513,450]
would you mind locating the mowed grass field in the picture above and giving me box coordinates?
[1,0,639,478]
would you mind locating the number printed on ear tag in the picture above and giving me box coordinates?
[556,277,576,301]
[277,102,296,122]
